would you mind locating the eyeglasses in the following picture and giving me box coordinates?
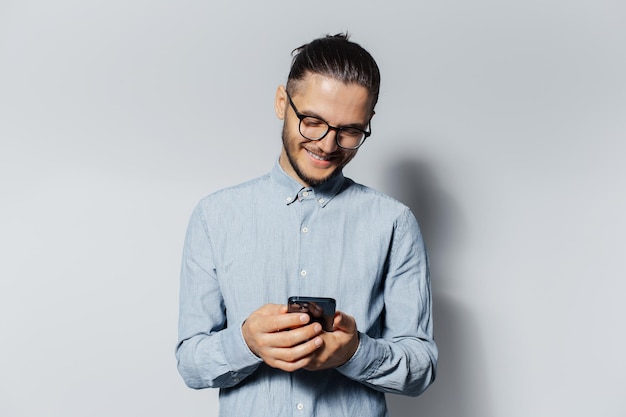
[286,92,371,150]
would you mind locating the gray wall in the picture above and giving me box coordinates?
[1,1,624,416]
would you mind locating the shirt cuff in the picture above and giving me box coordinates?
[220,321,263,372]
[336,332,386,380]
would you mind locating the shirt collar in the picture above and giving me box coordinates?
[270,159,346,207]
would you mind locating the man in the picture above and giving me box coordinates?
[176,33,437,417]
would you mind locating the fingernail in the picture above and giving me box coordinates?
[314,323,322,332]
[300,314,309,323]
[314,337,322,347]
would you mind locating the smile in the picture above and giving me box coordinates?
[306,149,331,161]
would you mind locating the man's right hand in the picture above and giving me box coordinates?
[241,304,324,372]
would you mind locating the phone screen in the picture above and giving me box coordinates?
[287,296,336,332]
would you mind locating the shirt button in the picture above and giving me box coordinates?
[300,270,307,277]
[301,226,309,233]
[302,191,309,197]
[286,196,292,202]
[297,403,304,410]
[318,198,325,204]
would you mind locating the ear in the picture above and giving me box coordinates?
[275,85,287,120]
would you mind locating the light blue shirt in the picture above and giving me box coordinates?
[176,161,437,417]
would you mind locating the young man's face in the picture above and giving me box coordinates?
[275,73,373,187]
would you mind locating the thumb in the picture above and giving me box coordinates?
[332,311,357,333]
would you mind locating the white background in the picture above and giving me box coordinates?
[1,1,625,416]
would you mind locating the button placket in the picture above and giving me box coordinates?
[296,188,315,287]
[300,224,308,278]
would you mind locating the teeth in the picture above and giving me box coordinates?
[307,150,329,161]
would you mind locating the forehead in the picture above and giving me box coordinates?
[290,73,373,123]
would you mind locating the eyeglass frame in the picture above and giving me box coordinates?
[285,91,372,150]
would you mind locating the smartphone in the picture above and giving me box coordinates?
[287,296,336,332]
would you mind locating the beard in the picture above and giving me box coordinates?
[281,125,343,187]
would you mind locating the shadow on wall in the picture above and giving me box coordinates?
[381,158,493,417]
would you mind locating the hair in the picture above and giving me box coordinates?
[286,33,381,110]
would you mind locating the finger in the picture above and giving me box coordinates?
[260,312,311,333]
[332,311,356,332]
[270,353,317,372]
[278,322,322,346]
[248,305,309,333]
[266,336,324,367]
[250,321,322,354]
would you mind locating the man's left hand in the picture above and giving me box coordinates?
[304,311,359,370]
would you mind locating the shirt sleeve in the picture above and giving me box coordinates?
[336,207,438,396]
[175,203,262,389]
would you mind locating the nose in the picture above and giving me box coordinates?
[317,128,339,154]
